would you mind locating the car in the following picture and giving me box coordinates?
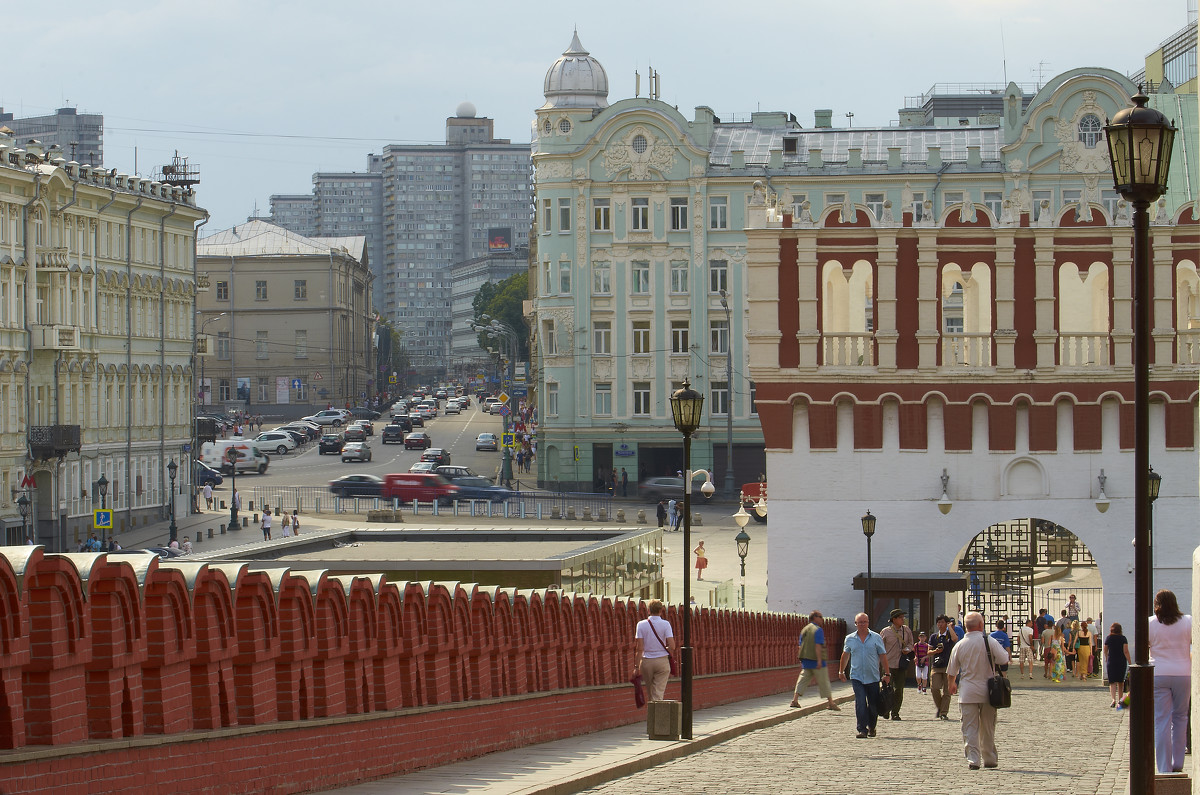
[407,413,425,427]
[434,389,448,399]
[639,476,686,501]
[403,431,432,450]
[443,401,460,415]
[303,410,348,427]
[193,461,224,487]
[381,472,458,505]
[416,405,435,419]
[475,432,498,451]
[254,431,297,456]
[342,425,367,443]
[482,397,499,413]
[349,406,381,420]
[390,407,410,422]
[318,433,345,454]
[434,465,479,481]
[381,423,408,444]
[329,473,383,498]
[271,427,308,446]
[353,419,374,436]
[408,461,436,473]
[452,476,515,502]
[341,441,372,462]
[280,420,322,441]
[420,448,451,466]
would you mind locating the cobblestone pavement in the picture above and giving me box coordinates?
[581,678,1130,795]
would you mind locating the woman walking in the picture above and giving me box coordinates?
[693,541,708,581]
[1075,619,1093,681]
[1149,589,1192,774]
[1104,622,1130,708]
[1050,625,1066,682]
[632,599,676,703]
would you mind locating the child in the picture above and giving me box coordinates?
[913,631,931,693]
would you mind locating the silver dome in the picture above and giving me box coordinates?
[542,31,608,110]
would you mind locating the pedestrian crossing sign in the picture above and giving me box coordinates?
[501,432,516,448]
[93,509,113,530]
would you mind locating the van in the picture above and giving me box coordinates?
[200,439,270,475]
[381,473,459,505]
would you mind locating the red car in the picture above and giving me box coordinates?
[403,431,432,450]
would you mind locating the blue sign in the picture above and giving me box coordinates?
[615,443,635,457]
[182,443,192,453]
[291,379,302,390]
[511,386,528,396]
[93,510,113,530]
[498,405,511,417]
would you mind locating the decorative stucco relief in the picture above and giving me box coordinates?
[536,160,571,182]
[603,125,676,180]
[1053,91,1109,174]
[631,357,652,380]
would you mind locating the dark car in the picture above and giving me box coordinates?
[475,432,498,452]
[318,434,345,455]
[434,465,479,481]
[353,419,374,436]
[403,431,432,450]
[381,422,408,444]
[350,406,381,420]
[342,425,367,443]
[639,476,685,501]
[271,427,307,446]
[452,476,514,502]
[193,461,224,487]
[388,415,413,433]
[420,448,451,466]
[329,473,383,498]
[407,413,425,428]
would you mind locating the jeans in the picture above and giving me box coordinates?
[851,679,881,732]
[1154,674,1190,773]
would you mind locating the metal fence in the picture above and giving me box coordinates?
[247,486,617,521]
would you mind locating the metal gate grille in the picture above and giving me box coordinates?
[959,518,1096,620]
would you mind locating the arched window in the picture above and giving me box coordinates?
[1057,262,1110,365]
[1078,114,1103,148]
[941,263,993,366]
[821,260,874,365]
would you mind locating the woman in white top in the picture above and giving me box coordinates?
[1148,589,1192,774]
[632,599,676,703]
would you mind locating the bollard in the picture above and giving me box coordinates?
[220,523,227,534]
[617,509,626,523]
[192,534,200,545]
[242,516,249,528]
[598,508,608,521]
[693,512,702,526]
[432,500,439,516]
[567,506,576,520]
[221,500,227,510]
[411,499,418,515]
[551,506,560,519]
[582,506,592,521]
[208,527,214,538]
[537,503,543,520]
[637,509,647,524]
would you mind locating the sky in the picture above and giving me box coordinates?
[3,0,1188,232]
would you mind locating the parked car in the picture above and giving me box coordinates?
[420,448,451,466]
[318,433,345,454]
[434,465,479,481]
[193,461,224,487]
[475,432,498,451]
[343,425,367,443]
[381,423,408,444]
[403,431,432,450]
[341,441,372,463]
[408,461,436,474]
[453,476,515,502]
[271,427,308,446]
[303,410,349,427]
[349,406,381,420]
[639,476,685,501]
[329,474,383,498]
[407,413,425,428]
[353,419,374,436]
[254,431,297,456]
[381,473,458,505]
[280,420,322,441]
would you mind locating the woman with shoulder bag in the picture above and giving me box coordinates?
[633,599,677,703]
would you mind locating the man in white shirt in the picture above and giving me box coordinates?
[947,611,1010,770]
[202,483,213,511]
[1017,618,1036,679]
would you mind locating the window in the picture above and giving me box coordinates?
[1032,189,1052,221]
[594,383,612,416]
[911,191,926,222]
[547,383,559,416]
[632,320,651,354]
[864,193,885,220]
[943,191,964,213]
[216,332,231,360]
[709,196,728,229]
[944,316,964,333]
[218,379,231,401]
[541,319,557,355]
[783,137,798,154]
[294,279,307,300]
[255,280,268,301]
[631,197,649,231]
[791,193,808,218]
[984,191,1003,220]
[541,198,552,232]
[671,320,690,353]
[215,281,229,301]
[257,377,269,402]
[750,382,757,415]
[709,259,728,294]
[631,261,650,294]
[825,193,846,213]
[711,382,730,416]
[558,260,571,294]
[559,118,572,134]
[710,319,729,354]
[1078,114,1103,148]
[593,198,610,231]
[256,330,269,359]
[633,382,651,416]
[542,258,552,294]
[1102,189,1120,219]
[295,329,308,358]
[632,134,647,154]
[593,260,611,294]
[670,260,688,293]
[1062,189,1082,207]
[670,197,688,230]
[593,321,611,355]
[558,197,572,232]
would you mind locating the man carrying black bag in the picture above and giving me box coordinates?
[947,611,1011,770]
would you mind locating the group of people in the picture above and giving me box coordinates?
[260,509,301,541]
[655,499,684,532]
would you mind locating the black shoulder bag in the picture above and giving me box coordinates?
[984,634,1012,709]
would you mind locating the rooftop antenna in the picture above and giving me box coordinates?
[846,111,854,128]
[1032,60,1051,90]
[635,68,641,98]
[1000,21,1007,84]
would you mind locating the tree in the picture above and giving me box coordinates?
[471,272,529,360]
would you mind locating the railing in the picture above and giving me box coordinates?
[1059,334,1110,366]
[942,333,993,367]
[1178,329,1200,365]
[822,332,874,365]
[247,486,615,520]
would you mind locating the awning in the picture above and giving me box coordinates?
[852,572,969,591]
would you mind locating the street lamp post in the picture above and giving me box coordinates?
[166,459,178,543]
[734,527,751,609]
[718,289,735,499]
[1147,465,1162,597]
[96,474,109,543]
[227,448,240,533]
[17,493,30,545]
[861,510,877,623]
[1105,88,1175,795]
[670,379,706,741]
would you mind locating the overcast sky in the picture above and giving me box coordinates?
[4,0,1188,231]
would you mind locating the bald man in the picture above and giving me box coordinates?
[948,611,1010,770]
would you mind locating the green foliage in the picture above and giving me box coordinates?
[471,272,529,359]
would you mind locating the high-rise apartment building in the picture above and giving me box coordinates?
[268,194,317,237]
[0,106,103,166]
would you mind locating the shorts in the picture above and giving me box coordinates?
[915,664,929,680]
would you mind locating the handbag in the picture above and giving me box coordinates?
[630,672,646,708]
[878,681,895,716]
[983,633,1012,709]
[646,618,677,676]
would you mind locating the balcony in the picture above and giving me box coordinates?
[942,333,993,367]
[30,324,79,351]
[28,425,82,460]
[823,333,874,366]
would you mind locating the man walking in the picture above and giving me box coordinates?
[620,468,628,497]
[839,612,890,739]
[989,619,1012,678]
[1041,619,1056,678]
[656,500,667,529]
[790,610,840,711]
[202,482,213,511]
[261,510,272,541]
[666,498,678,532]
[879,608,914,720]
[928,614,956,719]
[947,612,1010,770]
[1018,618,1036,679]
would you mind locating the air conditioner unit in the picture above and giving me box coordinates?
[30,324,80,351]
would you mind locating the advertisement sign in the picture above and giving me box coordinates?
[236,377,250,401]
[199,377,212,406]
[487,227,512,253]
[275,377,290,405]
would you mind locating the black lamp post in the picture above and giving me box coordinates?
[166,459,179,543]
[96,474,109,543]
[1147,465,1162,596]
[1105,88,1175,795]
[227,448,241,532]
[669,378,704,741]
[17,493,30,545]
[735,527,751,609]
[861,510,877,624]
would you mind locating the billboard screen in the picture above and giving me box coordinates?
[487,228,512,253]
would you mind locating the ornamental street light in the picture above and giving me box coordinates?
[1148,465,1162,596]
[1105,87,1175,795]
[97,473,109,543]
[227,448,241,533]
[861,510,877,623]
[17,493,30,545]
[734,527,751,609]
[166,459,179,543]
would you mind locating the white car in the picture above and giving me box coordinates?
[303,409,350,427]
[254,431,298,455]
[444,401,460,415]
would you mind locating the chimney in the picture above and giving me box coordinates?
[898,109,925,127]
[814,109,833,128]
